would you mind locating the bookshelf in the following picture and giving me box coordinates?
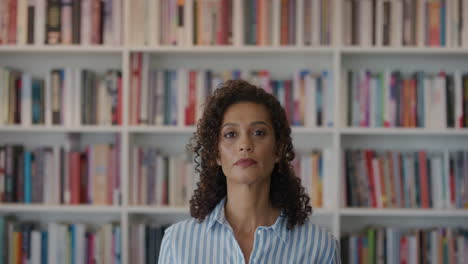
[1,0,468,262]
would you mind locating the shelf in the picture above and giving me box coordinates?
[127,45,335,54]
[128,126,334,134]
[0,125,123,133]
[129,126,196,133]
[127,206,335,216]
[0,204,122,213]
[127,206,189,214]
[340,46,468,55]
[340,127,468,136]
[0,45,123,53]
[340,208,468,217]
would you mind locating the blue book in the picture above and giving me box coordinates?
[163,70,171,125]
[70,225,75,264]
[416,72,425,127]
[0,217,4,264]
[170,70,178,125]
[440,1,446,46]
[41,231,48,264]
[24,151,32,204]
[323,70,334,127]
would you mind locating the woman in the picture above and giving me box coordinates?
[158,80,340,263]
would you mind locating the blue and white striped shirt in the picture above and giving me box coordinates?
[158,198,341,263]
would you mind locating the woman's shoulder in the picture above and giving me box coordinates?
[291,217,339,254]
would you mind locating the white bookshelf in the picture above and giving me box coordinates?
[1,0,468,262]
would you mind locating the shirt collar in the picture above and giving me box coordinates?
[206,197,290,244]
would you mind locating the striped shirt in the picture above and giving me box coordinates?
[158,198,341,263]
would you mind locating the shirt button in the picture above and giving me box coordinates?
[257,230,262,235]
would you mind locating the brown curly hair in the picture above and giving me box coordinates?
[187,79,312,229]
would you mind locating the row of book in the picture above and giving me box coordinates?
[0,67,123,126]
[129,223,167,264]
[0,217,121,264]
[344,149,468,209]
[346,70,468,128]
[130,147,196,207]
[129,0,233,46]
[0,0,122,45]
[0,136,121,205]
[291,150,331,208]
[244,0,333,46]
[129,53,334,127]
[343,0,468,47]
[341,227,468,264]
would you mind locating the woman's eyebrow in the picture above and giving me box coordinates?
[221,121,271,128]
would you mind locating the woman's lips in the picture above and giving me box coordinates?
[235,158,257,168]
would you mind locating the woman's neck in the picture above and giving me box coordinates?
[224,184,280,233]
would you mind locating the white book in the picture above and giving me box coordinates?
[0,68,4,124]
[48,222,58,264]
[392,0,403,46]
[169,157,176,206]
[131,147,138,205]
[463,0,468,47]
[140,54,150,124]
[17,0,28,45]
[75,224,86,264]
[186,0,193,46]
[323,149,333,208]
[156,154,164,205]
[35,0,46,45]
[305,73,316,127]
[195,71,206,122]
[61,0,73,44]
[431,155,443,208]
[361,0,373,46]
[31,230,41,264]
[433,75,447,129]
[415,0,423,46]
[155,70,164,125]
[21,73,32,126]
[423,76,432,128]
[75,68,82,126]
[112,0,122,45]
[81,0,91,45]
[177,69,187,126]
[311,0,320,46]
[296,0,303,46]
[376,0,384,46]
[148,0,159,46]
[408,235,417,264]
[272,0,280,46]
[454,71,463,128]
[103,224,112,264]
[64,68,73,127]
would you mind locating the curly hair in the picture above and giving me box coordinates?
[187,79,312,229]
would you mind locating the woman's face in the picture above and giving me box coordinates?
[218,102,277,186]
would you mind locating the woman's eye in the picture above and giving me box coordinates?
[253,130,265,136]
[224,131,235,138]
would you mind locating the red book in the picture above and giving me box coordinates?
[8,0,17,44]
[400,236,408,264]
[186,71,196,125]
[418,151,430,208]
[365,150,377,208]
[70,152,81,204]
